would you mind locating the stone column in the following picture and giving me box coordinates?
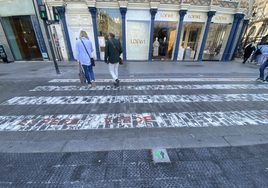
[88,7,101,61]
[197,11,216,61]
[120,8,127,61]
[57,7,75,61]
[148,9,157,61]
[173,10,187,61]
[221,13,244,61]
[231,19,249,60]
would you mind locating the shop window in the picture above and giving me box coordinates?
[96,9,122,44]
[202,23,232,61]
[152,21,177,60]
[179,23,204,60]
[2,16,42,61]
[96,9,122,60]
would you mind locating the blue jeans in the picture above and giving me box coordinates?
[82,65,95,84]
[259,60,268,81]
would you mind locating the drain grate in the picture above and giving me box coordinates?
[0,73,8,77]
[58,65,76,67]
[184,65,204,67]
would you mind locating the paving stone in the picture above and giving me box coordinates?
[31,130,89,142]
[224,135,268,146]
[62,138,124,152]
[2,141,67,153]
[178,136,230,148]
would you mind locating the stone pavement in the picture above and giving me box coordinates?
[0,59,268,187]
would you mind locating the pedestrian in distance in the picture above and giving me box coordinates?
[242,41,255,64]
[76,30,96,88]
[256,57,268,83]
[105,31,122,87]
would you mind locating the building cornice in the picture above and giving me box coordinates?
[46,0,66,7]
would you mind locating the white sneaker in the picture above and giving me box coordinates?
[88,84,92,88]
[91,81,96,87]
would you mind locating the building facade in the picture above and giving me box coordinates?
[0,0,253,62]
[241,0,268,49]
[0,0,55,62]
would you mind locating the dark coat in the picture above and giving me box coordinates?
[244,44,255,58]
[105,38,122,64]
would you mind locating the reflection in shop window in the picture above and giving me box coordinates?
[96,9,122,60]
[152,21,177,60]
[202,23,231,61]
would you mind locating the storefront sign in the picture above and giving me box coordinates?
[155,11,179,21]
[126,10,150,21]
[183,12,207,22]
[212,14,233,24]
[126,21,150,60]
[30,16,49,61]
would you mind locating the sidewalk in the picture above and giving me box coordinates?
[0,58,260,80]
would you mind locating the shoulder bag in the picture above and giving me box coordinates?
[109,39,123,65]
[79,65,87,84]
[81,40,95,66]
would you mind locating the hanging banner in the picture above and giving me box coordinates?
[126,21,150,60]
[30,16,49,61]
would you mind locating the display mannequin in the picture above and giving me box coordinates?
[153,37,160,56]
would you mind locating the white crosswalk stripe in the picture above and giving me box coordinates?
[0,110,267,131]
[1,78,268,131]
[1,94,268,105]
[30,84,268,91]
[48,78,256,83]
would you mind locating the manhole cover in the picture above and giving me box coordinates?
[184,65,204,67]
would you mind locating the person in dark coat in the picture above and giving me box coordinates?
[105,32,122,87]
[242,42,255,64]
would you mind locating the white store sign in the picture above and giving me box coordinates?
[212,14,234,24]
[183,12,207,22]
[126,21,150,60]
[155,11,179,21]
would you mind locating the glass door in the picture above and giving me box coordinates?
[202,23,231,61]
[152,21,177,60]
[2,16,42,61]
[181,23,204,60]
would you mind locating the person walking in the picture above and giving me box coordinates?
[256,42,268,65]
[256,58,268,83]
[242,41,255,64]
[105,32,122,87]
[76,30,96,88]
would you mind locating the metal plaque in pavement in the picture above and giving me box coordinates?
[152,148,170,163]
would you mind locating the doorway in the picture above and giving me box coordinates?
[179,23,204,60]
[2,16,43,61]
[152,21,177,60]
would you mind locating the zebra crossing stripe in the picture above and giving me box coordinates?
[48,78,256,83]
[1,94,268,105]
[30,84,268,91]
[0,110,267,131]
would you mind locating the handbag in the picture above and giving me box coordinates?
[254,46,262,55]
[79,65,87,84]
[109,39,123,65]
[81,40,95,66]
